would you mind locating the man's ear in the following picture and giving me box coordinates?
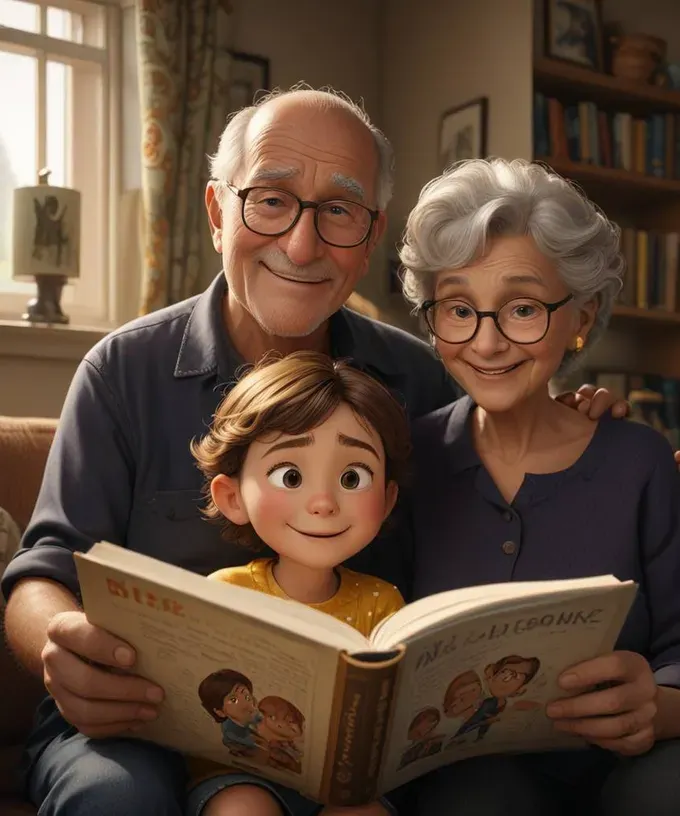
[359,211,388,277]
[205,182,223,253]
[383,480,399,520]
[211,474,249,526]
[369,210,387,250]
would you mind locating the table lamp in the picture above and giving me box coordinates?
[11,168,81,324]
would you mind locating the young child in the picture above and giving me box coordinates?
[187,349,412,816]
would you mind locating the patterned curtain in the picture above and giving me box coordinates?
[136,0,232,315]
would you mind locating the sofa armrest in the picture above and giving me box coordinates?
[0,416,58,531]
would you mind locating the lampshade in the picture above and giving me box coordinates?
[11,171,81,282]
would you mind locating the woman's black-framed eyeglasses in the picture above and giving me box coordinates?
[225,183,379,248]
[421,293,574,345]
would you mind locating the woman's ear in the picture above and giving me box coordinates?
[576,297,598,343]
[210,474,249,525]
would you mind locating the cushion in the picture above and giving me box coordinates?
[0,507,21,598]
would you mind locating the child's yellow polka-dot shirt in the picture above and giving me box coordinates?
[209,558,404,636]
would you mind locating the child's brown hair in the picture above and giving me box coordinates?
[485,655,541,693]
[443,669,482,713]
[408,707,440,737]
[259,695,305,734]
[191,350,412,550]
[198,668,253,722]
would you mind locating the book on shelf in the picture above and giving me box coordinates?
[588,370,680,449]
[533,91,680,180]
[75,542,637,806]
[618,227,679,312]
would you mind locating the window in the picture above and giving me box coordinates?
[0,0,121,325]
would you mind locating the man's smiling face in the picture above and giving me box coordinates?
[207,93,386,340]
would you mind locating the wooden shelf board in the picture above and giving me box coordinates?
[534,58,680,112]
[612,305,680,325]
[534,157,680,198]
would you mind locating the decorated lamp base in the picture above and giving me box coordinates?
[22,274,70,325]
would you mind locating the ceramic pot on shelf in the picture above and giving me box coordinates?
[610,33,667,83]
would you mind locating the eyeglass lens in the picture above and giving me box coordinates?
[242,187,372,246]
[430,298,550,343]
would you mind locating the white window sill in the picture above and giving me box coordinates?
[0,319,110,362]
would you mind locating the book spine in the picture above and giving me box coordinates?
[320,650,402,807]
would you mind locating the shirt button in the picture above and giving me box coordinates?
[503,510,513,522]
[502,540,517,555]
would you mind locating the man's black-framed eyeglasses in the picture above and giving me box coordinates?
[225,183,379,248]
[421,293,574,345]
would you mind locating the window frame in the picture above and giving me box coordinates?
[0,0,123,327]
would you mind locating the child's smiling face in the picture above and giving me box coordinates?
[212,402,398,570]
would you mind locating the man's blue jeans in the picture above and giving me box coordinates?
[25,699,187,815]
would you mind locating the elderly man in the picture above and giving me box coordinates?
[1,88,623,816]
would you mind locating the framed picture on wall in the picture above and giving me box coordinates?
[544,0,603,70]
[227,50,271,110]
[438,97,488,171]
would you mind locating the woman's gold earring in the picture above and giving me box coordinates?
[574,336,584,353]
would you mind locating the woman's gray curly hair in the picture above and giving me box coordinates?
[399,158,624,371]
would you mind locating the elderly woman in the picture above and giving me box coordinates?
[399,158,680,816]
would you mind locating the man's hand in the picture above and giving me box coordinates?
[42,610,164,738]
[555,384,629,420]
[545,650,657,756]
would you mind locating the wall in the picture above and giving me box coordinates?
[377,0,534,329]
[0,323,105,417]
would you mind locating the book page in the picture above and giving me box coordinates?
[370,575,622,649]
[75,548,359,800]
[376,582,636,794]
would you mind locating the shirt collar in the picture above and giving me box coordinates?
[174,273,234,379]
[174,273,401,383]
[440,394,606,485]
[442,395,482,475]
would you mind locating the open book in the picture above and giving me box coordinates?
[74,543,637,806]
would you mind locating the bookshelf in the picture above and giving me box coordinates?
[533,58,680,380]
[534,58,680,114]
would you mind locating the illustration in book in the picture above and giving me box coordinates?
[198,668,306,775]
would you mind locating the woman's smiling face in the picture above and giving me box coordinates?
[431,235,596,413]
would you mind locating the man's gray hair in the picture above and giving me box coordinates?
[209,83,394,209]
[400,158,624,369]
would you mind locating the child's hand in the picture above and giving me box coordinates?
[545,650,657,755]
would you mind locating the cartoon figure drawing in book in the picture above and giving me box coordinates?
[189,350,412,815]
[256,695,306,774]
[397,707,445,769]
[197,669,267,761]
[448,655,541,746]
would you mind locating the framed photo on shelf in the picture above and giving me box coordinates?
[438,97,488,171]
[544,0,604,71]
[227,50,270,110]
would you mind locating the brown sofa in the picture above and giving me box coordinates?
[0,416,59,815]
